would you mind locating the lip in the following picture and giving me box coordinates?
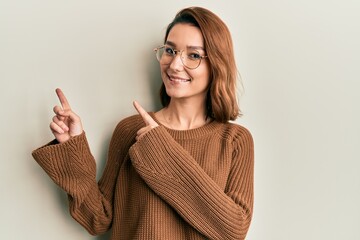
[167,74,191,83]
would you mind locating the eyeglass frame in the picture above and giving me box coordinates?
[153,45,208,70]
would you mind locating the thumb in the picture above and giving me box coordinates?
[59,109,81,123]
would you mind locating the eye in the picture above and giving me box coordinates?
[164,47,175,55]
[188,52,202,60]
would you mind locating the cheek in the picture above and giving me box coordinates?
[193,65,211,84]
[160,65,168,80]
[160,64,167,72]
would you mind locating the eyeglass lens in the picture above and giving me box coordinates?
[156,46,202,69]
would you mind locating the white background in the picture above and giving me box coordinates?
[1,0,359,239]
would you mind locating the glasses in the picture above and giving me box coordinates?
[154,45,207,69]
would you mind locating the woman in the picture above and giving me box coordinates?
[32,6,254,240]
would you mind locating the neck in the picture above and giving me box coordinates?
[157,99,209,130]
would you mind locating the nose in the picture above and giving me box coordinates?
[169,51,185,71]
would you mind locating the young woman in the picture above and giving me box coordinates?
[32,6,254,240]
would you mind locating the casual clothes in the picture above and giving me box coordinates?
[32,113,254,240]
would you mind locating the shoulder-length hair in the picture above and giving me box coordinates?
[159,6,241,122]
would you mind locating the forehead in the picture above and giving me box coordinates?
[166,23,205,48]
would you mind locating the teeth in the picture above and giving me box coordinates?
[172,79,188,82]
[169,76,189,82]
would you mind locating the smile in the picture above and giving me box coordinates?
[168,74,191,83]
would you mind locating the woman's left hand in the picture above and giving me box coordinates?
[133,101,159,141]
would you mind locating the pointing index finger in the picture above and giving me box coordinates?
[56,88,71,110]
[133,101,154,126]
[133,101,148,123]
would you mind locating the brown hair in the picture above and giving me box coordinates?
[159,7,241,122]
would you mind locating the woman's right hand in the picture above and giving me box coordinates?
[50,88,83,143]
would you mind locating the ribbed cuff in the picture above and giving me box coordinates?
[32,132,97,199]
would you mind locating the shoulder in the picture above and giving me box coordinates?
[116,114,144,127]
[115,114,144,131]
[216,121,253,145]
[112,114,144,138]
[106,114,146,149]
[220,122,254,162]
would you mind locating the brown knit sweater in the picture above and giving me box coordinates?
[32,113,254,240]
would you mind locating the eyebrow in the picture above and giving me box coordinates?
[165,40,205,51]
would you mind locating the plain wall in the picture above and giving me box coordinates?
[1,0,359,239]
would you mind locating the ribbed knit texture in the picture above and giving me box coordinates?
[32,113,254,240]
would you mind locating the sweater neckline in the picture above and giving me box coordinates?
[149,112,222,140]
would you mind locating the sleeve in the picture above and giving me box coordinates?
[128,126,254,240]
[32,123,133,235]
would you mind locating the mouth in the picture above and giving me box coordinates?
[167,74,191,83]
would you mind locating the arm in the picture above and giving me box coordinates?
[32,129,113,234]
[129,126,254,240]
[32,120,134,235]
[32,89,134,235]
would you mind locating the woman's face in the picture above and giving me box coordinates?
[160,23,210,103]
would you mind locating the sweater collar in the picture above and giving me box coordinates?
[149,112,223,140]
